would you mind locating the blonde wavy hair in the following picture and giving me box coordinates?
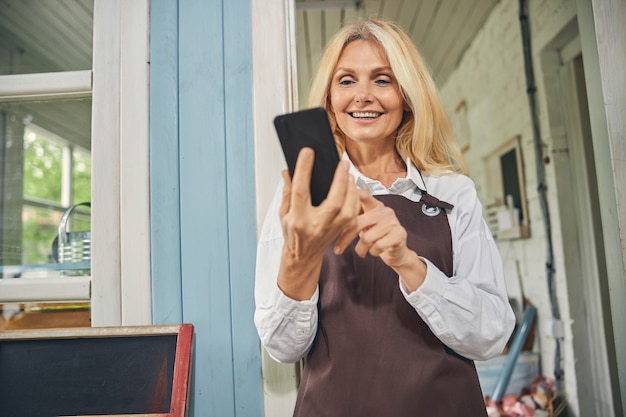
[308,18,468,175]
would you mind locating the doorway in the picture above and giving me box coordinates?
[549,33,617,417]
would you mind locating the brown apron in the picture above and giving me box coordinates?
[293,193,487,417]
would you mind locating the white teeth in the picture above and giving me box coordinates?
[351,112,380,118]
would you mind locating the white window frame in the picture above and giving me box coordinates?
[0,0,151,327]
[91,0,151,326]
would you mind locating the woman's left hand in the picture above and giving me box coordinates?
[335,190,427,291]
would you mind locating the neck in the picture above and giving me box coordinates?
[347,142,406,188]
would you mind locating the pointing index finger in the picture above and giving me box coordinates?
[358,189,382,212]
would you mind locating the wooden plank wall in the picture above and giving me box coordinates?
[150,0,262,416]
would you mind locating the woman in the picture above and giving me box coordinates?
[254,18,515,417]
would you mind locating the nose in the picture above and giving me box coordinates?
[354,85,372,105]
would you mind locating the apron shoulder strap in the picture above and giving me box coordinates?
[420,192,454,211]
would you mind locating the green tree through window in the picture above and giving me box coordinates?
[21,131,91,266]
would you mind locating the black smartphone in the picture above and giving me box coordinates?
[274,107,340,206]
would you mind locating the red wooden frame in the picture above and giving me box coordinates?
[0,323,194,417]
[169,323,194,417]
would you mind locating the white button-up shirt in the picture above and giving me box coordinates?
[254,155,516,363]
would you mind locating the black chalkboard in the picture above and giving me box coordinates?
[0,324,193,417]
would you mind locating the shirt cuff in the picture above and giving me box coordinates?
[399,257,452,336]
[274,285,318,314]
[275,286,319,347]
[399,257,446,303]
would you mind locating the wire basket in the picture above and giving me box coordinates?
[55,202,91,264]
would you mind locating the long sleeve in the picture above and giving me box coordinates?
[399,174,516,360]
[253,181,319,363]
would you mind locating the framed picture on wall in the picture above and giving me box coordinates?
[483,135,530,240]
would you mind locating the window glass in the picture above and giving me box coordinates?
[73,147,91,205]
[0,0,93,75]
[0,98,92,276]
[22,205,61,265]
[23,130,64,203]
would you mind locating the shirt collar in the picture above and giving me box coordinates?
[342,152,427,194]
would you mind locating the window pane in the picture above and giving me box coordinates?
[0,0,94,330]
[24,133,63,203]
[73,147,91,205]
[0,98,91,273]
[0,0,93,75]
[22,205,61,265]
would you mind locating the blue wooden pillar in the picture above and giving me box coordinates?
[150,0,263,416]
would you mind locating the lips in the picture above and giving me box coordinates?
[349,111,382,119]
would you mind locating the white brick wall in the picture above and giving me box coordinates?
[440,0,580,414]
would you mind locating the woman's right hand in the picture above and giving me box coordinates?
[277,147,360,300]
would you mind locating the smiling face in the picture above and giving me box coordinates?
[329,40,408,149]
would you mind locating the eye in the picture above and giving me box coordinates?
[374,76,392,86]
[338,76,355,86]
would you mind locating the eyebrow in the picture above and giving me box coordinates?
[333,66,393,75]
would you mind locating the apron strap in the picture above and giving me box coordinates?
[421,192,454,211]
